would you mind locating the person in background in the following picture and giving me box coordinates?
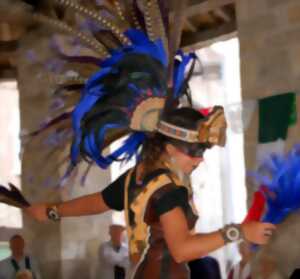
[188,256,221,279]
[0,235,41,279]
[289,268,300,279]
[99,225,129,279]
[228,241,252,279]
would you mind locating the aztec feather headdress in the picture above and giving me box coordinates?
[5,0,226,190]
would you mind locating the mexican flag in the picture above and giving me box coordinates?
[256,92,297,163]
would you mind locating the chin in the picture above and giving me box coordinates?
[185,169,193,175]
[189,166,198,174]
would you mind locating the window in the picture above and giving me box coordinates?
[0,80,22,228]
[190,38,246,275]
[0,242,10,260]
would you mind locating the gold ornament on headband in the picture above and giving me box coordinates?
[198,106,227,147]
[157,106,227,147]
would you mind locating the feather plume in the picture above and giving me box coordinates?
[0,183,30,208]
[54,0,131,45]
[140,0,168,57]
[33,14,109,57]
[15,0,200,185]
[250,145,300,224]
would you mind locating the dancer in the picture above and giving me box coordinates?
[0,1,276,278]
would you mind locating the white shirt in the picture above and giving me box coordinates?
[99,241,129,279]
[0,256,41,279]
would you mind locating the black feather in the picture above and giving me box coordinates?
[0,184,30,208]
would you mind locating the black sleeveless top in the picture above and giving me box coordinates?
[102,168,198,279]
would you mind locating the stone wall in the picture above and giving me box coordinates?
[16,28,112,279]
[236,0,300,278]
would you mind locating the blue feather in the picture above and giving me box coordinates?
[71,87,104,165]
[100,29,168,68]
[70,28,193,169]
[80,119,146,169]
[251,145,300,224]
[173,51,196,97]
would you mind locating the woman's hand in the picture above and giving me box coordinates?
[24,204,48,222]
[241,221,276,245]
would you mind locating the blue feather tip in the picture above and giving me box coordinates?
[251,144,300,224]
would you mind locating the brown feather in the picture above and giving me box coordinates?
[140,0,168,57]
[54,0,131,46]
[168,0,189,84]
[33,14,109,58]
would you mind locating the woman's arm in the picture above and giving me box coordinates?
[26,169,128,222]
[160,207,276,263]
[26,193,110,222]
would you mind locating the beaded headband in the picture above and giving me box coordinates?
[157,106,227,147]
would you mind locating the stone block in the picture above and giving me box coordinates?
[267,0,297,8]
[287,45,300,78]
[287,4,300,24]
[61,259,89,279]
[236,0,268,21]
[40,261,61,279]
[256,48,292,87]
[238,36,259,55]
[266,28,300,49]
[239,53,260,91]
[238,13,278,37]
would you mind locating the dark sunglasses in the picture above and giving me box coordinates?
[174,144,206,158]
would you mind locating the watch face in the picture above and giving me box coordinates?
[49,210,59,220]
[226,227,240,241]
[47,208,60,221]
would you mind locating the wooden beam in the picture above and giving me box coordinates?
[181,20,237,51]
[0,40,19,52]
[184,0,235,17]
[0,22,12,41]
[185,19,197,32]
[213,8,231,22]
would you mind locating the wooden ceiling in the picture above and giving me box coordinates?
[0,0,236,78]
[173,0,236,50]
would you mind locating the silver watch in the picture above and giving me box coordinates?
[46,205,61,221]
[220,224,242,244]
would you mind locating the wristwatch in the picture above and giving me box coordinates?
[46,205,61,221]
[220,224,243,244]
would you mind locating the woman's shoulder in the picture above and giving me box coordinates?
[151,182,188,200]
[143,168,172,184]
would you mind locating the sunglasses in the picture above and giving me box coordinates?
[174,144,206,158]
